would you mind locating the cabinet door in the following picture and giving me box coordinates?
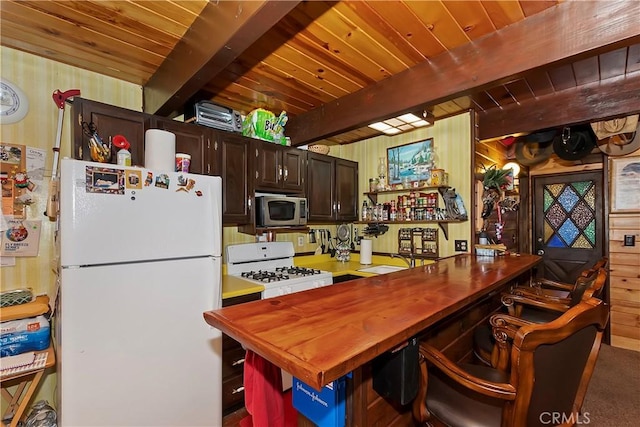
[282,147,306,193]
[335,158,359,221]
[72,98,149,166]
[221,292,260,415]
[254,141,281,191]
[151,117,210,175]
[217,132,252,224]
[307,152,335,222]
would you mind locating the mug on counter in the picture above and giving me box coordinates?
[175,153,191,173]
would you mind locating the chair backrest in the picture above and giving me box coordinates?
[569,267,607,307]
[506,297,609,426]
[590,257,609,273]
[578,257,608,279]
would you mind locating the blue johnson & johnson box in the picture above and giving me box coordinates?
[292,375,347,427]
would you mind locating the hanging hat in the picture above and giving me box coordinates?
[594,117,640,156]
[590,115,638,140]
[499,136,517,147]
[514,129,556,166]
[523,129,557,143]
[552,126,597,161]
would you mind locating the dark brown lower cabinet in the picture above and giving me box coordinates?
[221,292,261,415]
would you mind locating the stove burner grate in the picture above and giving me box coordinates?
[274,266,322,276]
[241,270,290,282]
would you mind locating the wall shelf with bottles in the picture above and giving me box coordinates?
[354,220,463,240]
[364,185,449,205]
[361,185,466,240]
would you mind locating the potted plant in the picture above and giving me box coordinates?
[480,165,510,220]
[481,165,510,191]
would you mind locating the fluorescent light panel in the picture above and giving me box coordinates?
[368,111,434,134]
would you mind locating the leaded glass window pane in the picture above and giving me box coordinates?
[542,180,596,249]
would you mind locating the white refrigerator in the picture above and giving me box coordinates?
[56,158,222,426]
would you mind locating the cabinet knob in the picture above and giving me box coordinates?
[283,166,288,181]
[231,386,245,395]
[278,165,283,180]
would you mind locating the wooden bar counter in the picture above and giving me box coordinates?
[203,254,541,393]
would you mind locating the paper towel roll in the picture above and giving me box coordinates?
[360,239,372,265]
[145,129,176,172]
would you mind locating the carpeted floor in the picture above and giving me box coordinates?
[582,344,640,426]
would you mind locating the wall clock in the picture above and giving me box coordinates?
[0,78,29,124]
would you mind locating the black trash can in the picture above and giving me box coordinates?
[372,336,419,405]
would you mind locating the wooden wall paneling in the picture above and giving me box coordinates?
[608,213,640,351]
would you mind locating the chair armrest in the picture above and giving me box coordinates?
[419,344,517,400]
[533,278,574,292]
[507,287,571,303]
[501,293,571,316]
[486,314,533,371]
[490,312,533,331]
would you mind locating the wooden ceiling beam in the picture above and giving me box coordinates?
[286,0,640,145]
[478,73,640,140]
[143,0,300,117]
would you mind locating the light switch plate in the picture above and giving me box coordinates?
[624,235,635,246]
[455,240,467,252]
[297,236,304,247]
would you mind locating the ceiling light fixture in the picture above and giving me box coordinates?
[502,162,521,177]
[368,110,434,135]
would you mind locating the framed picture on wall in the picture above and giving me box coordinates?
[387,138,435,185]
[610,156,640,213]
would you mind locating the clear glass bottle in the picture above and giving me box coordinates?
[361,200,368,221]
[377,157,386,190]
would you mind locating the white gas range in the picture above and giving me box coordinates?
[226,241,333,299]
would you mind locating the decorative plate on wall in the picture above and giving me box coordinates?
[0,78,29,124]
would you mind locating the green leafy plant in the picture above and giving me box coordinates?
[482,165,510,190]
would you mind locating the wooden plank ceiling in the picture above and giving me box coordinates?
[2,0,640,146]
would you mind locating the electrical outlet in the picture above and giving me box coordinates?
[455,240,468,252]
[624,235,635,246]
[297,236,304,247]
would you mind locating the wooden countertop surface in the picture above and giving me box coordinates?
[207,253,541,390]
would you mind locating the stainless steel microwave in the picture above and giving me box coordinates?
[255,196,307,227]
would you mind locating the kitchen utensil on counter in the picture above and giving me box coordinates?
[313,229,322,255]
[352,226,358,249]
[309,229,316,244]
[336,224,351,262]
[363,223,389,237]
[320,230,326,254]
[337,224,350,243]
[327,230,336,257]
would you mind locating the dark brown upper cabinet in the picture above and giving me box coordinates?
[253,141,306,194]
[72,97,151,166]
[211,132,253,225]
[307,152,358,223]
[150,117,211,175]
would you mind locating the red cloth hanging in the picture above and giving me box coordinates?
[243,349,285,427]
